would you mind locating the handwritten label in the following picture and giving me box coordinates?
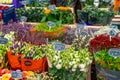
[0,38,8,44]
[54,42,65,51]
[109,29,117,37]
[110,25,118,29]
[80,31,88,37]
[47,21,55,28]
[48,5,56,10]
[77,24,84,31]
[12,71,22,79]
[20,16,27,22]
[109,48,120,57]
[20,0,28,5]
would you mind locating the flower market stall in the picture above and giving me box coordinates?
[0,0,120,80]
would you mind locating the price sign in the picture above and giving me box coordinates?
[47,21,55,28]
[110,25,118,29]
[77,24,84,31]
[109,48,120,57]
[48,5,56,10]
[11,71,22,79]
[54,42,65,51]
[20,16,27,23]
[80,31,88,37]
[0,38,8,44]
[20,0,28,5]
[109,29,117,37]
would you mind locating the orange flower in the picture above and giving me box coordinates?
[44,9,51,14]
[113,0,120,11]
[58,6,71,11]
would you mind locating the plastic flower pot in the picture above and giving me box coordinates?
[30,26,68,41]
[21,57,48,72]
[96,64,120,80]
[7,51,22,69]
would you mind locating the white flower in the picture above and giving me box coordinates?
[56,64,62,69]
[79,64,85,69]
[55,55,59,60]
[69,62,73,66]
[72,68,76,72]
[73,64,77,69]
[85,57,89,61]
[80,68,88,72]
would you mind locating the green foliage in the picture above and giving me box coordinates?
[95,50,120,71]
[35,22,64,32]
[77,6,114,25]
[16,7,44,22]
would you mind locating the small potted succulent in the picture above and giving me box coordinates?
[95,50,120,80]
[46,44,92,80]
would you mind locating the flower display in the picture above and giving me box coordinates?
[46,44,92,79]
[95,50,120,71]
[90,34,120,53]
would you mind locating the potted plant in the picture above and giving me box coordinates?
[46,44,92,80]
[94,50,120,80]
[77,5,114,25]
[89,34,120,53]
[32,22,68,40]
[21,43,48,72]
[42,6,74,24]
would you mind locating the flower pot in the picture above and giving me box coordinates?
[21,57,48,72]
[7,51,22,69]
[96,64,120,80]
[30,26,68,41]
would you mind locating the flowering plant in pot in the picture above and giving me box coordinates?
[0,32,14,68]
[42,6,74,24]
[46,44,92,80]
[21,44,48,72]
[94,50,120,80]
[89,34,120,53]
[34,22,68,40]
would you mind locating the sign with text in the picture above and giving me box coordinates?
[11,71,22,79]
[48,5,56,10]
[109,29,117,37]
[109,48,120,57]
[47,21,55,28]
[54,42,65,51]
[0,38,8,44]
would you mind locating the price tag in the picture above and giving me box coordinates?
[48,5,56,10]
[54,42,65,51]
[0,38,8,44]
[80,31,88,37]
[109,29,117,37]
[47,21,55,28]
[110,25,118,29]
[11,71,22,79]
[20,16,27,23]
[20,0,28,5]
[109,48,120,57]
[77,24,84,31]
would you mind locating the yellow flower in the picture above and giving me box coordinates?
[26,71,34,76]
[58,6,71,11]
[2,74,11,80]
[44,9,51,14]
